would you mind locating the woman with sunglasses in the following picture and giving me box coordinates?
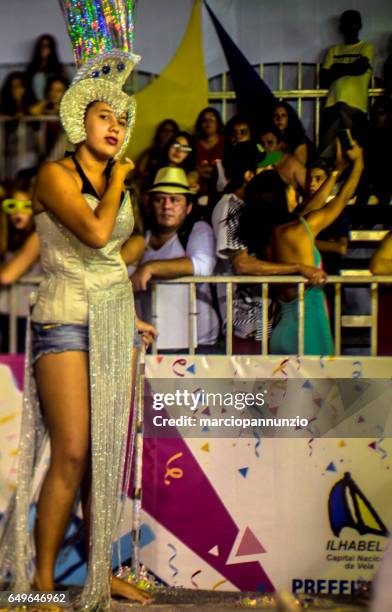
[160,131,199,193]
[0,180,41,352]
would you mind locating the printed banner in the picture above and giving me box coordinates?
[1,354,392,595]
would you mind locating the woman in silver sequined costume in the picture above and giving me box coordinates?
[0,49,157,610]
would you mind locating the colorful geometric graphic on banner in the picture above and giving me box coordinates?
[1,354,392,594]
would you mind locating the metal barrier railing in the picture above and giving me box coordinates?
[208,62,384,144]
[151,275,392,356]
[3,274,392,356]
[0,115,67,180]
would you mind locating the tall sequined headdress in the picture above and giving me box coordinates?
[59,0,140,155]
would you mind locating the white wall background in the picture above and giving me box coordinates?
[0,0,391,77]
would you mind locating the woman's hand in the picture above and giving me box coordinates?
[345,140,363,164]
[130,263,152,292]
[111,157,135,183]
[299,264,327,286]
[135,317,158,349]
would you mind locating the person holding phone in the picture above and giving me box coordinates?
[236,141,364,355]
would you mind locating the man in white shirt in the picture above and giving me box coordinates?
[319,10,374,158]
[130,167,219,352]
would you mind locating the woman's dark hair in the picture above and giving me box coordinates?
[259,124,284,142]
[272,101,306,149]
[0,71,35,115]
[195,106,224,138]
[223,141,262,191]
[308,158,332,175]
[26,34,63,78]
[225,114,254,141]
[160,131,196,172]
[237,170,294,258]
[44,75,69,98]
[153,119,179,147]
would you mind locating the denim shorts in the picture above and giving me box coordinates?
[31,321,141,364]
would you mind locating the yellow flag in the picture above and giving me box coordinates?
[127,0,208,161]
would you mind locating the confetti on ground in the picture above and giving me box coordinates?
[238,467,249,478]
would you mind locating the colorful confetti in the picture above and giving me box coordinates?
[252,428,261,458]
[376,425,388,460]
[167,543,178,578]
[190,569,202,588]
[272,358,290,378]
[352,360,363,379]
[211,578,227,590]
[172,358,187,377]
[0,412,18,426]
[164,452,184,486]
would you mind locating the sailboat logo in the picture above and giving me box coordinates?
[328,472,388,538]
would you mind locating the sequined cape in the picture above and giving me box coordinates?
[0,191,137,611]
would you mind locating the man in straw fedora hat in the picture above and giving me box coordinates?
[128,166,219,351]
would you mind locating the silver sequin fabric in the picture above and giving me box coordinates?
[0,191,137,611]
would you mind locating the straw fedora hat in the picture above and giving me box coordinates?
[148,167,191,194]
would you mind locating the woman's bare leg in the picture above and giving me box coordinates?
[79,348,152,604]
[33,351,90,590]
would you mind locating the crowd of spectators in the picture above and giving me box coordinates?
[1,11,392,354]
[0,34,68,119]
[0,34,69,176]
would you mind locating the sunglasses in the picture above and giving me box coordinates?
[172,142,192,153]
[2,199,33,215]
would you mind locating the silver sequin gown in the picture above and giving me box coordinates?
[0,191,137,610]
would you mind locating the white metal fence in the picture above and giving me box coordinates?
[2,274,392,357]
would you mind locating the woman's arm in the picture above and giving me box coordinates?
[370,233,392,275]
[29,100,47,116]
[305,143,364,237]
[120,235,145,266]
[315,237,348,255]
[300,140,345,215]
[232,248,326,285]
[0,233,40,284]
[294,143,308,166]
[292,157,307,191]
[35,158,134,248]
